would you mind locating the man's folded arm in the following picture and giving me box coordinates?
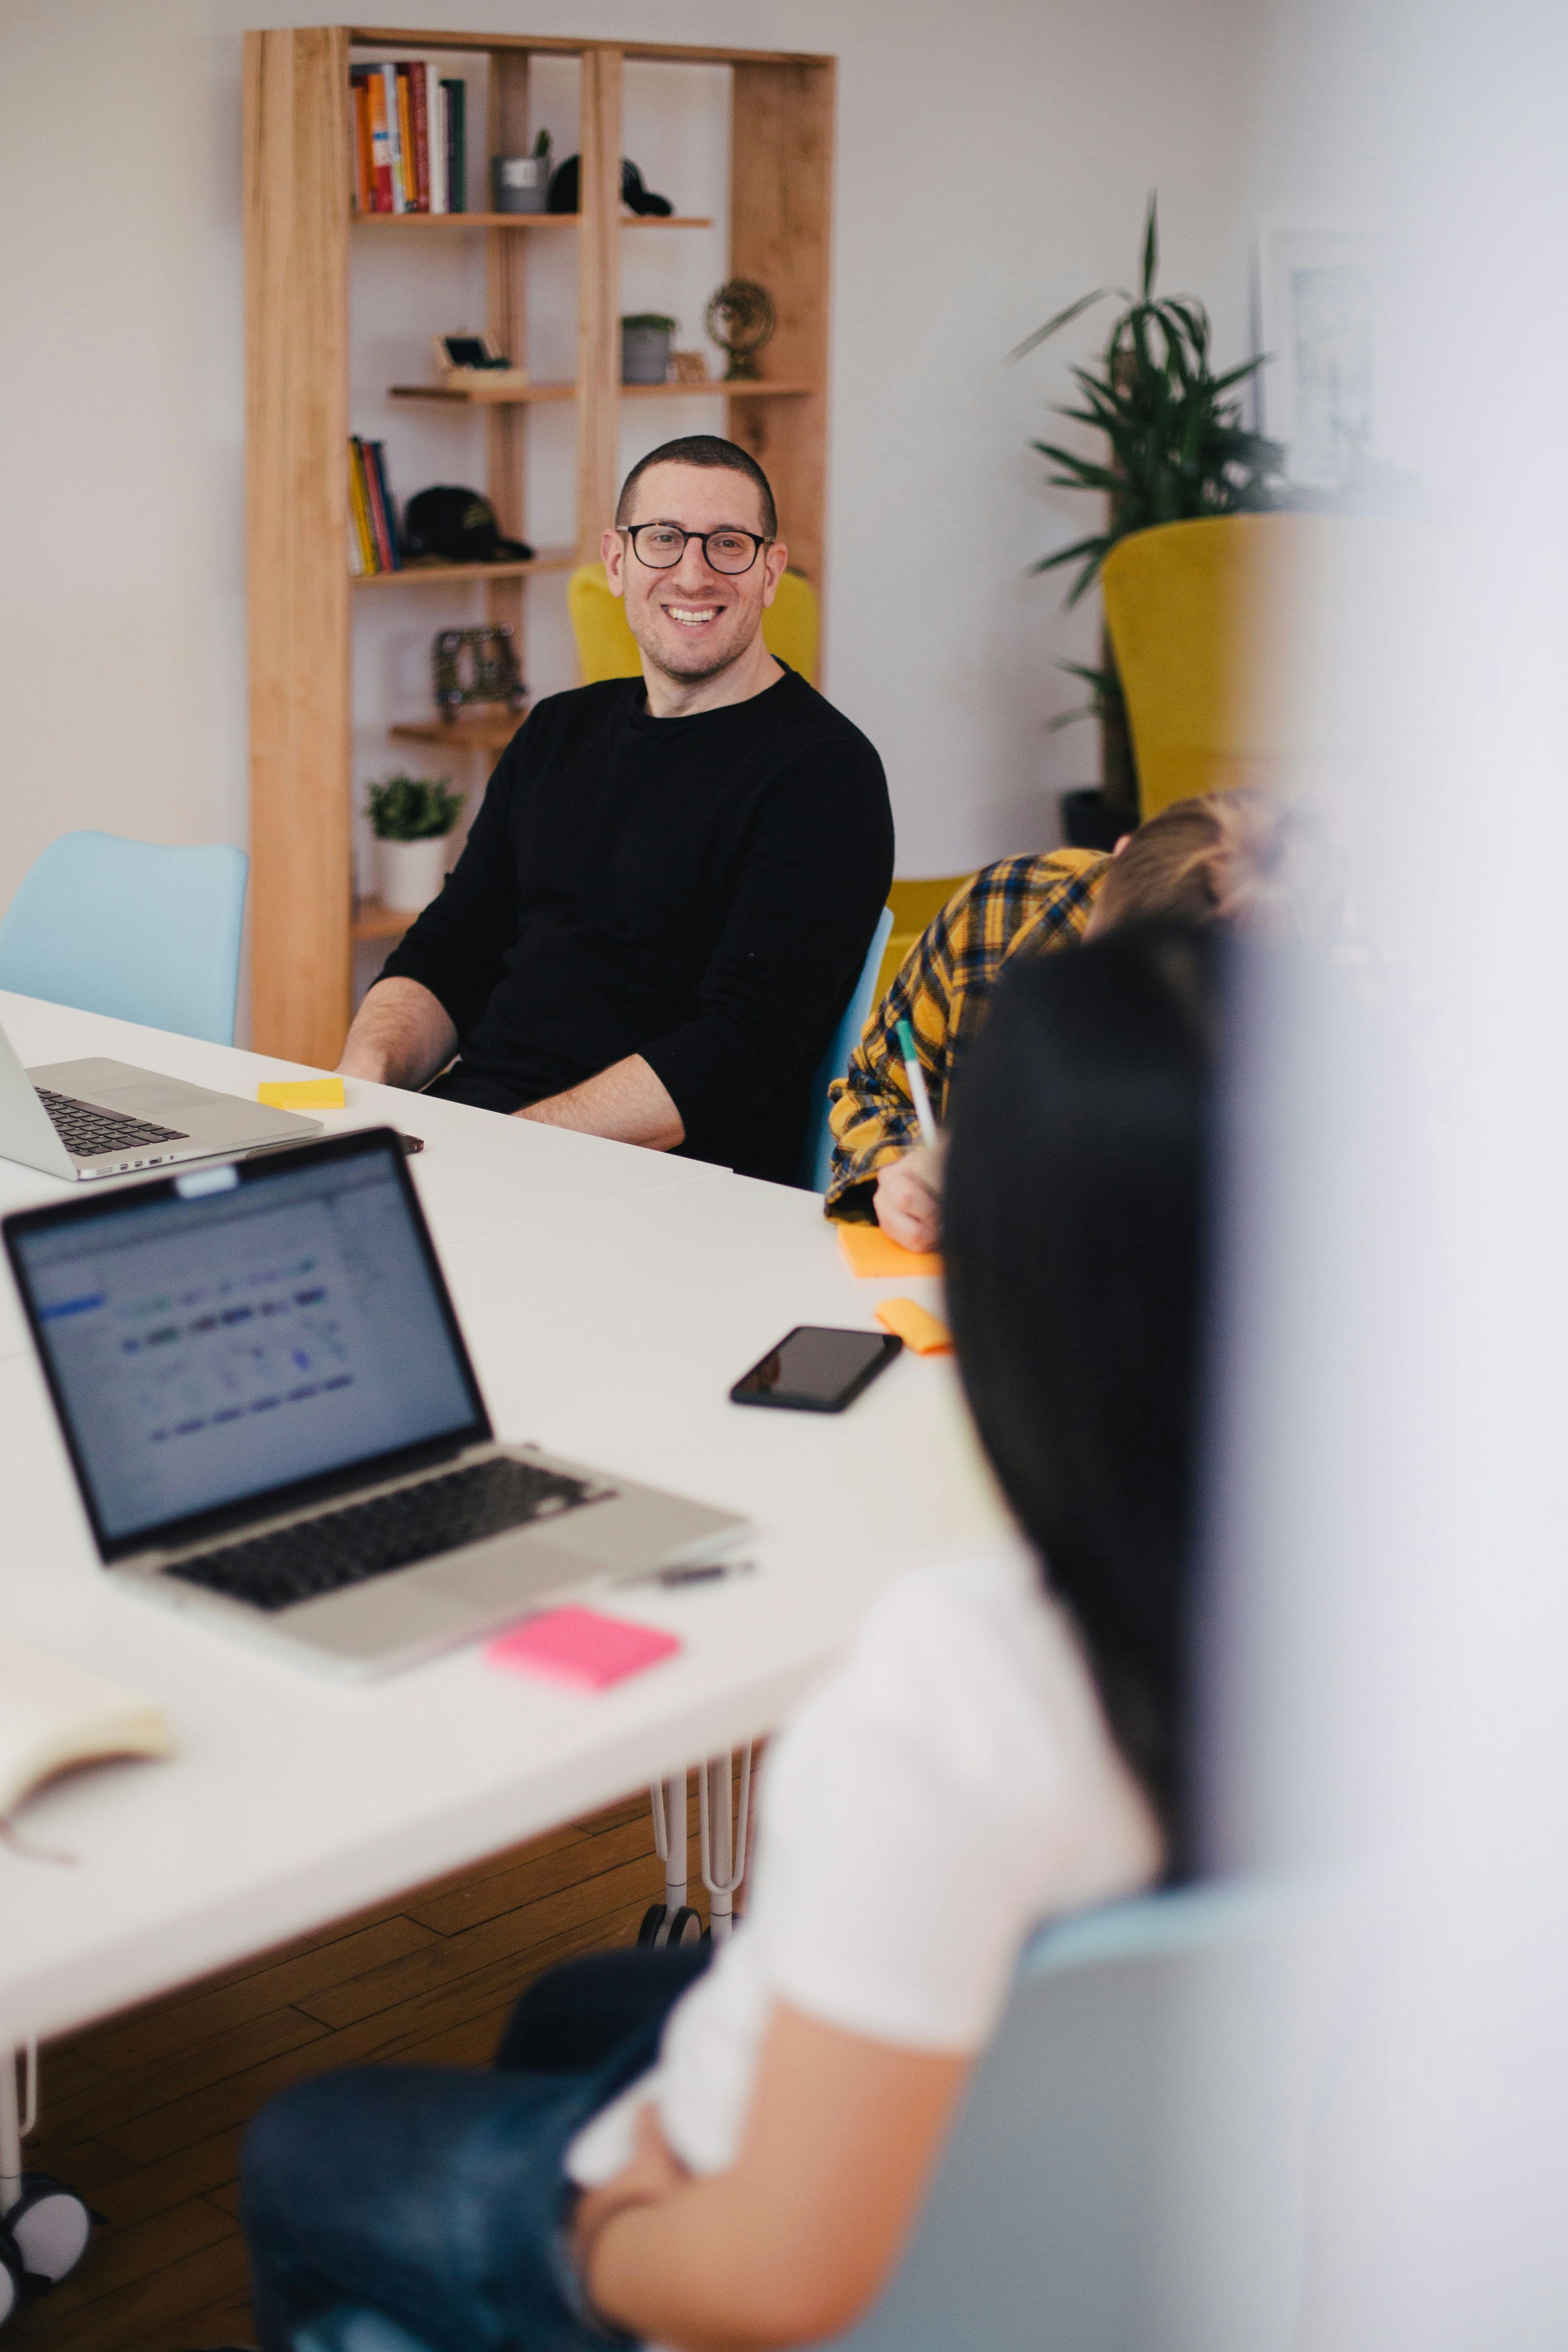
[637,747,895,1150]
[337,975,459,1088]
[515,1053,684,1149]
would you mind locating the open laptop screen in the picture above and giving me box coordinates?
[5,1130,489,1559]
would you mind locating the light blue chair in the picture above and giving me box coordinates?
[0,830,249,1045]
[291,1882,1320,2352]
[799,906,894,1192]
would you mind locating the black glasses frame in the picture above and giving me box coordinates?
[620,523,773,575]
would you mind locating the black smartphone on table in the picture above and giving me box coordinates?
[730,1325,902,1414]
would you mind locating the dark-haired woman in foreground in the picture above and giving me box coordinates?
[239,924,1217,2352]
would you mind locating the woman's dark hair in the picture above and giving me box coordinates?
[943,923,1217,1844]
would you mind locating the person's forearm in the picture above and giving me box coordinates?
[516,1054,684,1151]
[336,977,458,1090]
[585,2173,825,2352]
[581,2005,970,2352]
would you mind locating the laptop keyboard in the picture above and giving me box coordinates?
[165,1456,612,1614]
[37,1086,189,1158]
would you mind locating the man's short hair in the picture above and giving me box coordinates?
[615,436,777,539]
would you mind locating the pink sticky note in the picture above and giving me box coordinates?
[487,1607,681,1691]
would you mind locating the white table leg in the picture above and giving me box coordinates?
[0,2044,35,2217]
[650,1771,689,1916]
[700,1747,753,1944]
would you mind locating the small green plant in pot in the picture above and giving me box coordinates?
[367,774,464,914]
[1013,198,1284,824]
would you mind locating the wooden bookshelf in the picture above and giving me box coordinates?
[246,28,834,1067]
[351,898,419,943]
[389,711,525,752]
[389,381,578,404]
[354,210,714,229]
[389,380,816,404]
[351,547,576,586]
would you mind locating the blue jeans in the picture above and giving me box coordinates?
[242,1944,711,2352]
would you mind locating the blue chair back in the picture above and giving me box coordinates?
[823,1881,1320,2352]
[0,830,248,1046]
[292,1884,1320,2352]
[800,906,893,1192]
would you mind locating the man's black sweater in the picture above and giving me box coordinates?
[380,666,894,1184]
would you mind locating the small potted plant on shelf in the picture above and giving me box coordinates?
[493,127,552,215]
[621,313,678,385]
[367,774,464,914]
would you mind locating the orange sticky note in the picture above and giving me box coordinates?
[258,1077,346,1110]
[875,1297,953,1355]
[837,1224,943,1280]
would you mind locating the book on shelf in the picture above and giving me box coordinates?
[351,59,464,214]
[351,74,373,215]
[395,67,416,208]
[429,74,448,213]
[442,78,466,214]
[348,437,402,574]
[408,65,431,210]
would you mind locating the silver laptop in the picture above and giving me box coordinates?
[0,1014,322,1183]
[3,1128,747,1678]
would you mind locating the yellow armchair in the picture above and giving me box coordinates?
[1102,514,1353,820]
[567,562,821,687]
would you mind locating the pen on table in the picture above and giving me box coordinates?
[617,1557,757,1590]
[894,1020,940,1152]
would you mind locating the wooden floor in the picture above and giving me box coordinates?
[13,1786,706,2351]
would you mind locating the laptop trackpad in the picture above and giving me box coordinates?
[425,1537,593,1613]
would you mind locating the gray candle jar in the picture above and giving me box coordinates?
[491,151,551,214]
[621,314,677,385]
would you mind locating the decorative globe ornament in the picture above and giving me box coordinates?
[704,280,777,382]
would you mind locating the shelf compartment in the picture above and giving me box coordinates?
[389,381,576,404]
[352,898,416,943]
[625,380,817,399]
[387,380,818,406]
[389,711,525,753]
[350,547,576,588]
[353,211,713,229]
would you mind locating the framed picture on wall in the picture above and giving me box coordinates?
[1253,224,1378,493]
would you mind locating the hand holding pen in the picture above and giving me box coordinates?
[872,1022,945,1253]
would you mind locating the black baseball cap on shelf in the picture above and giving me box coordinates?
[401,487,534,565]
[546,154,675,216]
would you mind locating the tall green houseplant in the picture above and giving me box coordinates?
[1015,199,1284,817]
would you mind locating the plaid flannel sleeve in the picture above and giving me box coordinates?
[823,851,1108,1220]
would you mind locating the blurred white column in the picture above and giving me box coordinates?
[1201,0,1568,2342]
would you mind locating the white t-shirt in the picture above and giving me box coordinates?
[566,1538,1162,2187]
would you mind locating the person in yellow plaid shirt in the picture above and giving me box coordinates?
[824,848,1109,1225]
[825,792,1273,1238]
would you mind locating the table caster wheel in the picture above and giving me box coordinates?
[637,1903,668,1946]
[7,2174,93,2287]
[664,1906,702,1947]
[0,2227,24,2328]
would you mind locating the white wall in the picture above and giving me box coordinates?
[0,0,1331,921]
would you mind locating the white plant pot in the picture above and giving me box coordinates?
[376,834,451,913]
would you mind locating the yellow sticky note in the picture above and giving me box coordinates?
[258,1077,346,1110]
[837,1223,943,1280]
[875,1298,953,1356]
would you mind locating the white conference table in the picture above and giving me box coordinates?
[0,991,1005,2054]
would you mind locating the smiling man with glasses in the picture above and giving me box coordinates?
[340,436,892,1183]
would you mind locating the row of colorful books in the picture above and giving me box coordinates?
[351,61,466,215]
[348,437,401,575]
